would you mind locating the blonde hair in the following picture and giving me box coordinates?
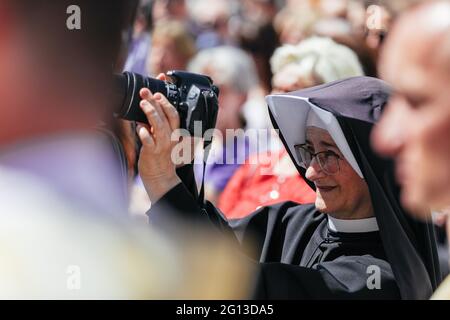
[270,36,364,84]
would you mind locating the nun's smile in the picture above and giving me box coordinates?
[304,127,374,220]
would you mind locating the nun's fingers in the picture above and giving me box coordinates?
[139,99,164,149]
[153,92,180,133]
[156,73,168,81]
[136,124,155,148]
[140,88,171,132]
[153,74,178,130]
[140,79,178,132]
[139,90,172,152]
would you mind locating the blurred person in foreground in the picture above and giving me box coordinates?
[138,74,441,299]
[371,0,450,299]
[218,36,364,219]
[0,0,249,299]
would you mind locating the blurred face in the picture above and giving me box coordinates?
[148,39,188,75]
[372,15,450,215]
[364,5,391,50]
[215,84,246,133]
[0,5,115,147]
[243,0,276,23]
[0,13,77,145]
[304,127,373,219]
[152,0,186,22]
[320,0,348,18]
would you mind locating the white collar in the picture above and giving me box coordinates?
[327,216,379,233]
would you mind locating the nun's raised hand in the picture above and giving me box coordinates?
[136,77,181,203]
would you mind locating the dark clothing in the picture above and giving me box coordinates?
[150,180,400,299]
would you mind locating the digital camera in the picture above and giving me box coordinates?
[114,71,219,138]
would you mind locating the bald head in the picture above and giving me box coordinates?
[381,1,450,81]
[373,0,450,215]
[408,0,450,30]
[409,1,450,66]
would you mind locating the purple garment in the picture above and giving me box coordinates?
[124,33,151,75]
[194,136,250,192]
[0,133,129,217]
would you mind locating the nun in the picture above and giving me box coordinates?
[142,76,441,299]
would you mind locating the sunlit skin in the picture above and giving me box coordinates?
[371,1,450,217]
[305,127,374,220]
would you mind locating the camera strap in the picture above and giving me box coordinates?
[198,161,206,206]
[197,139,211,207]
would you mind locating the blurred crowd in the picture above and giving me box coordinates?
[125,0,404,216]
[1,0,449,299]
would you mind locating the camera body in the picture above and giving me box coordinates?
[115,71,219,139]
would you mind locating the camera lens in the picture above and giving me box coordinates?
[114,72,168,123]
[114,70,219,140]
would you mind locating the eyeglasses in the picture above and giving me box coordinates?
[294,143,342,175]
